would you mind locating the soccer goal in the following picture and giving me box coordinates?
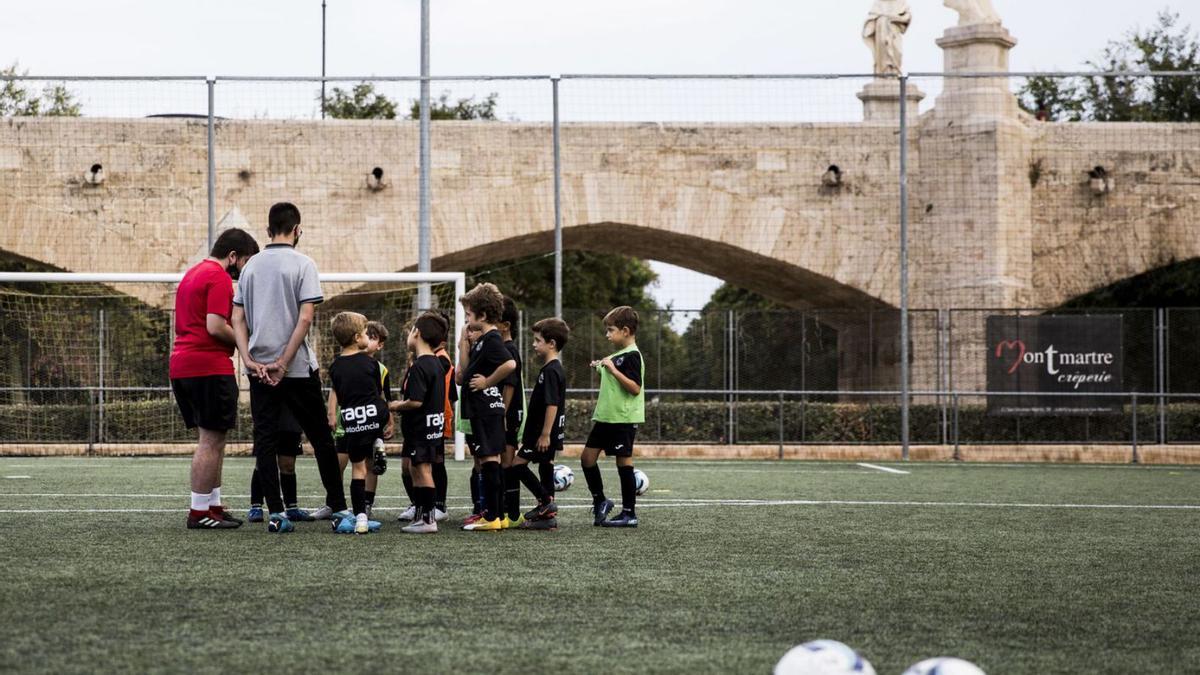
[0,271,467,460]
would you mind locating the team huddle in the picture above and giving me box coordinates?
[169,202,645,534]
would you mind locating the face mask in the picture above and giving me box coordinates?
[226,262,240,280]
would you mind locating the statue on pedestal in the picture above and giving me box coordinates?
[862,0,912,76]
[944,0,1001,26]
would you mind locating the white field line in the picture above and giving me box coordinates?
[4,475,31,479]
[856,463,910,475]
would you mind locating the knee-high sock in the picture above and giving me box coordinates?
[350,478,367,517]
[617,465,636,513]
[516,464,548,504]
[280,471,298,510]
[469,467,481,514]
[582,464,605,505]
[481,462,502,521]
[402,471,416,506]
[249,468,263,507]
[433,462,448,511]
[538,461,555,499]
[504,466,521,519]
[418,486,436,524]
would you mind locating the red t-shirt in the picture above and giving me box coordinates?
[169,259,235,379]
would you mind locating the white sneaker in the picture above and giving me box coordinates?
[311,505,333,520]
[397,505,417,522]
[354,514,369,535]
[433,508,448,522]
[401,519,438,534]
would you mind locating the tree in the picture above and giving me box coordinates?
[1019,11,1200,122]
[0,62,81,117]
[468,251,658,311]
[408,91,498,121]
[322,82,399,119]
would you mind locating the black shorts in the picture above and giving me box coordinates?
[340,433,378,463]
[516,445,558,464]
[468,416,506,457]
[585,422,637,457]
[403,441,445,465]
[277,431,304,457]
[171,375,238,431]
[505,427,520,449]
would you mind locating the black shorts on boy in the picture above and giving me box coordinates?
[172,375,238,431]
[585,421,637,457]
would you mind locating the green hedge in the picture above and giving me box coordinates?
[4,398,1196,445]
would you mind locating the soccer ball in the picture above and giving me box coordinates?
[774,640,875,675]
[633,468,649,495]
[553,464,574,492]
[902,658,986,675]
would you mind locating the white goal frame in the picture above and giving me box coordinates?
[0,271,468,460]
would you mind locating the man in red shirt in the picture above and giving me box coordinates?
[170,228,260,529]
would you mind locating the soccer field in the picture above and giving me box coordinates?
[0,457,1197,674]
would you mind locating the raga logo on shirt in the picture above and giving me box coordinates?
[342,404,379,426]
[425,412,445,429]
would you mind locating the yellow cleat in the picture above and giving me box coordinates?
[463,517,503,531]
[500,516,512,529]
[509,514,525,529]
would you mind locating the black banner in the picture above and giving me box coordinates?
[986,315,1123,415]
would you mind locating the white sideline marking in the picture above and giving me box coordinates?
[4,475,31,479]
[857,463,910,475]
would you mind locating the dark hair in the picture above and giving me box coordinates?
[460,283,504,325]
[603,306,639,335]
[365,320,389,342]
[532,317,570,351]
[413,311,449,349]
[210,228,259,259]
[501,296,519,328]
[434,310,452,348]
[268,202,301,237]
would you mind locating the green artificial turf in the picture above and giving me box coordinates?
[0,457,1197,674]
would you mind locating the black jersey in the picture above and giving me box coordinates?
[522,359,566,450]
[462,329,511,419]
[401,354,446,445]
[503,339,525,432]
[329,351,388,435]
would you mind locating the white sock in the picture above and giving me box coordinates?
[190,491,210,511]
[209,486,222,507]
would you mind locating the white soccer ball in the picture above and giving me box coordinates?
[902,658,986,675]
[774,640,875,675]
[553,464,574,492]
[633,468,649,495]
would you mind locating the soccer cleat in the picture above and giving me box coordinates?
[334,516,356,534]
[433,508,448,522]
[354,516,369,535]
[267,514,294,533]
[462,517,503,531]
[331,509,354,525]
[401,519,438,534]
[311,505,334,520]
[518,517,558,531]
[368,520,382,533]
[187,512,240,530]
[508,514,525,529]
[246,506,265,523]
[461,513,484,527]
[213,508,243,525]
[524,501,557,522]
[500,516,512,530]
[601,510,638,528]
[397,505,417,522]
[592,499,615,526]
[285,507,316,522]
[371,439,388,475]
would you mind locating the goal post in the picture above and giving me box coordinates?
[0,271,468,460]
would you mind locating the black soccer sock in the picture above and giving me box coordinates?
[582,464,606,505]
[402,471,416,506]
[350,478,367,516]
[249,468,263,508]
[470,467,484,515]
[481,462,502,521]
[516,464,548,504]
[433,462,448,511]
[538,461,555,500]
[617,465,636,514]
[504,466,521,520]
[365,490,375,507]
[280,471,298,510]
[419,486,436,524]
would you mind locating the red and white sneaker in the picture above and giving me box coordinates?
[187,510,240,529]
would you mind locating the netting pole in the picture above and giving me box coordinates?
[320,0,327,119]
[97,308,106,445]
[898,75,911,461]
[552,76,563,317]
[1157,308,1166,444]
[416,0,432,309]
[206,77,216,251]
[453,273,466,461]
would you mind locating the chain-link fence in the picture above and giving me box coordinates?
[2,71,1199,455]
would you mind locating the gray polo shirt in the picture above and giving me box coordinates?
[233,243,323,379]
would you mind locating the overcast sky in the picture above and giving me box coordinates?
[4,0,1196,311]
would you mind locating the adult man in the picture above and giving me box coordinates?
[231,202,348,533]
[171,227,260,530]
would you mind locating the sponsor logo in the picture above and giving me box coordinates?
[342,404,379,426]
[425,412,445,429]
[994,339,1117,390]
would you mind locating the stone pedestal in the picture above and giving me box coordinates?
[857,79,925,122]
[933,24,1020,123]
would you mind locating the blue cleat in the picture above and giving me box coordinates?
[285,507,315,522]
[368,520,382,533]
[334,516,356,534]
[267,514,294,533]
[592,499,615,526]
[331,509,354,525]
[247,506,264,523]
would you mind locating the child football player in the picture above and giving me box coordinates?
[363,320,393,517]
[431,310,456,520]
[499,296,527,527]
[326,312,389,534]
[456,283,517,531]
[514,317,569,530]
[246,407,314,522]
[582,306,644,528]
[390,312,449,533]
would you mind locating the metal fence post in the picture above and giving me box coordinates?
[1157,308,1166,444]
[97,308,105,445]
[898,74,911,461]
[416,0,432,309]
[778,392,785,459]
[206,77,216,251]
[952,393,961,461]
[552,76,563,318]
[1131,392,1139,464]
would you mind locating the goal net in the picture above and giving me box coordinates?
[0,272,466,459]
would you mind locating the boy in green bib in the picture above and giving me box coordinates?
[583,306,644,528]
